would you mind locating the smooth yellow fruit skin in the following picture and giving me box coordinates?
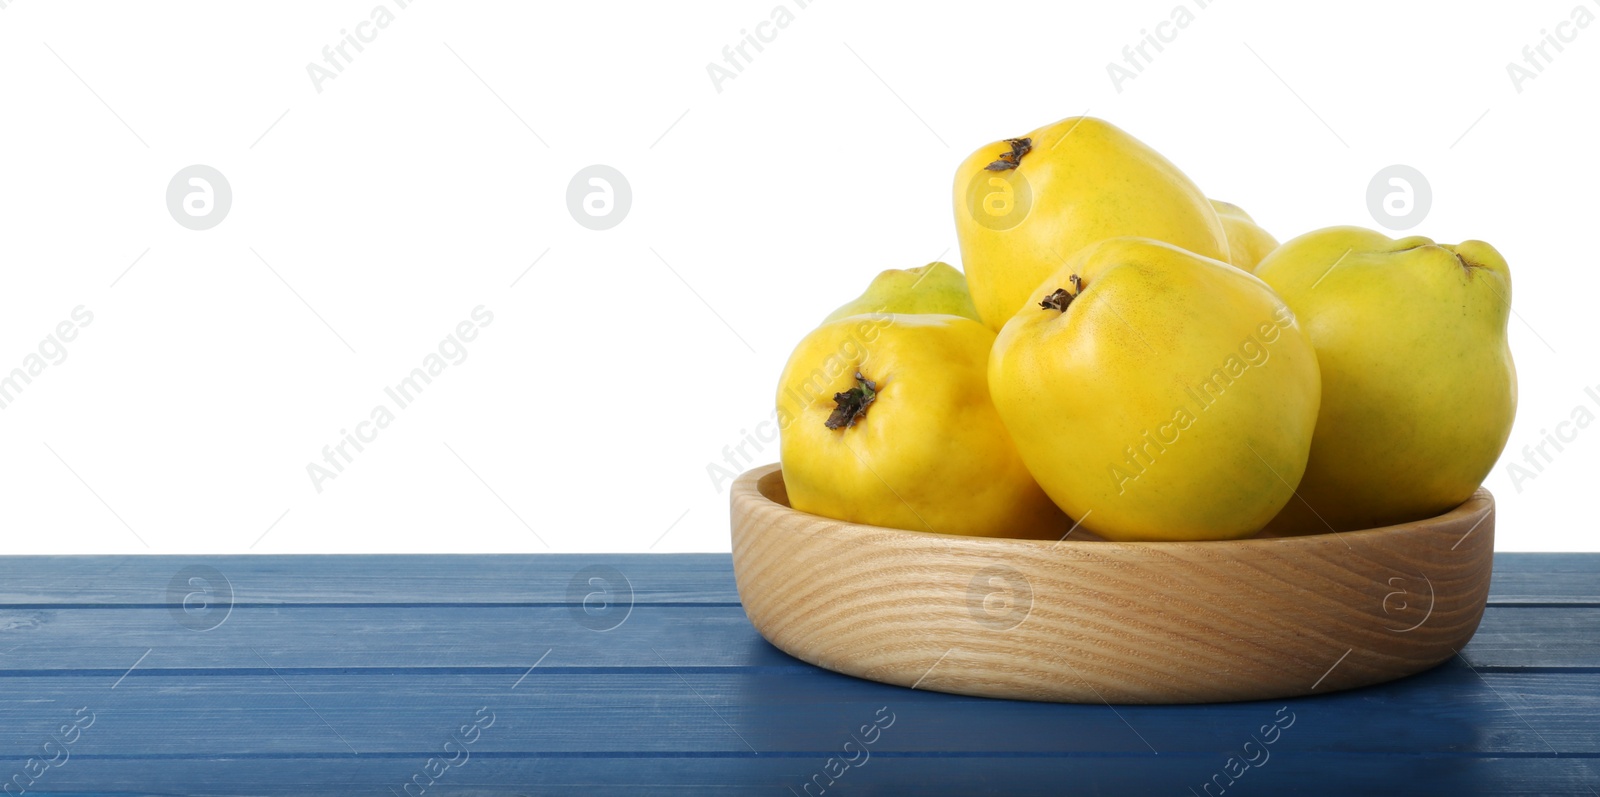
[989,238,1321,541]
[778,314,1064,538]
[821,262,982,325]
[1210,200,1280,271]
[1254,227,1517,532]
[954,117,1230,331]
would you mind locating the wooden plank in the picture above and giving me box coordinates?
[0,606,795,672]
[1461,607,1600,669]
[1489,553,1600,604]
[0,668,1594,756]
[0,554,742,606]
[1,605,1595,672]
[1,553,1594,606]
[0,756,1596,797]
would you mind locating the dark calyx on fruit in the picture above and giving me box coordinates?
[825,372,878,430]
[1040,275,1085,312]
[984,137,1033,171]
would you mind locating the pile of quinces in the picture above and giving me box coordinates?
[776,117,1516,542]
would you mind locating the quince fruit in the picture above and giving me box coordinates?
[1254,227,1517,532]
[821,262,981,325]
[777,314,1063,538]
[989,238,1321,541]
[954,117,1229,330]
[1210,199,1280,271]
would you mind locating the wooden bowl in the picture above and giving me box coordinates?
[730,463,1494,704]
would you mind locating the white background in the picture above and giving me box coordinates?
[0,0,1594,554]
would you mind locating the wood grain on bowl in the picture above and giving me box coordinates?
[730,463,1494,704]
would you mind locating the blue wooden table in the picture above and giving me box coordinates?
[0,553,1595,796]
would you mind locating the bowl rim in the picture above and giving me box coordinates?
[737,462,1493,551]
